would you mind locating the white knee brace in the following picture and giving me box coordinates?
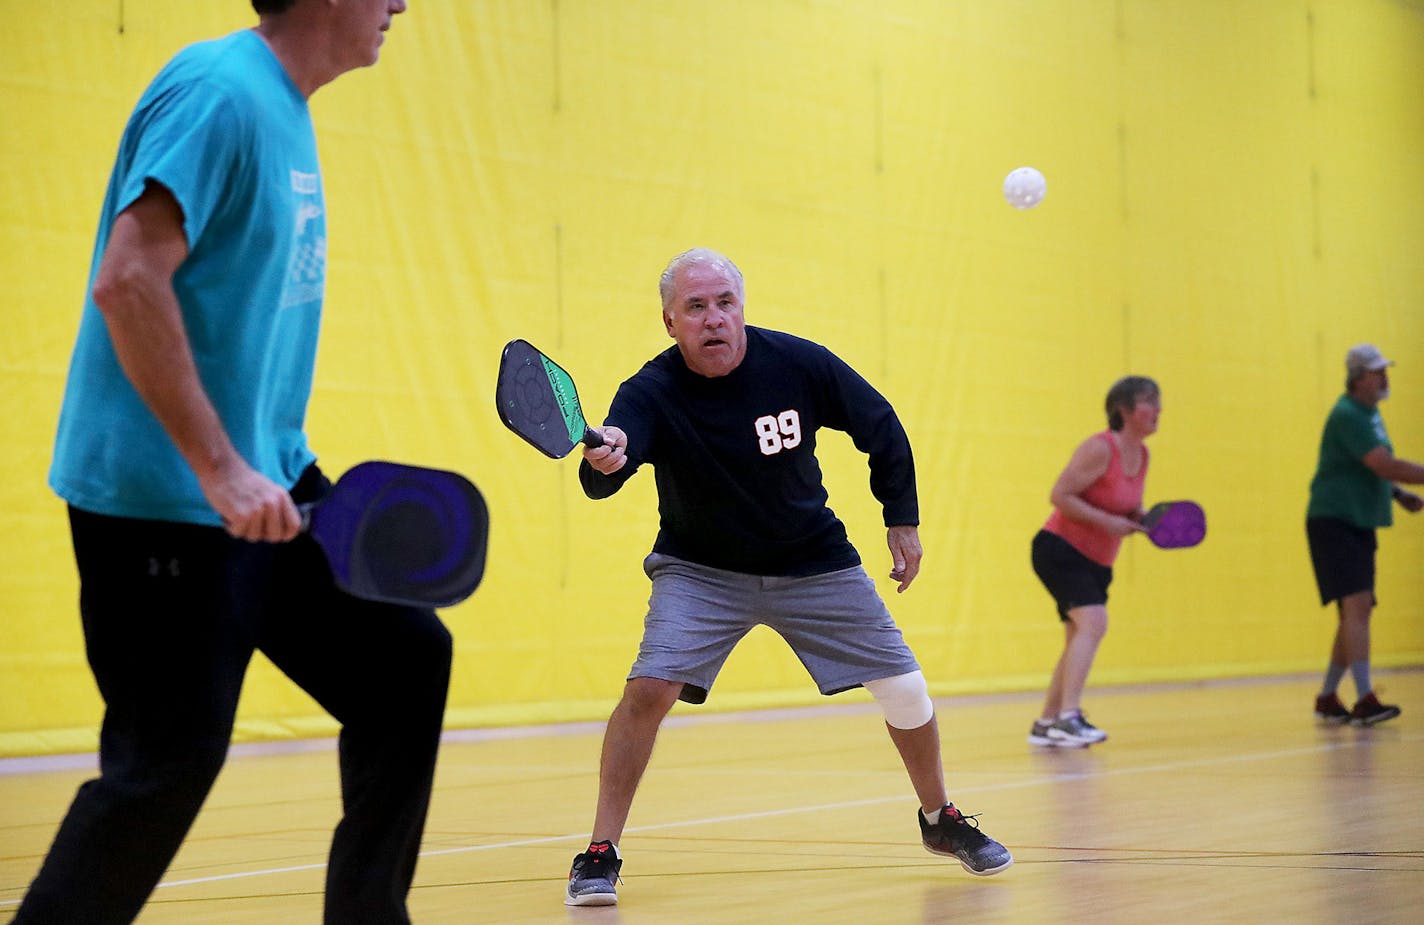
[864,670,934,730]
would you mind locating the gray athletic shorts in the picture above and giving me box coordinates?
[629,552,921,704]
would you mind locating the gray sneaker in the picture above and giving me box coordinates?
[1028,719,1086,748]
[919,804,1014,876]
[1030,711,1107,747]
[1059,711,1107,744]
[565,840,622,906]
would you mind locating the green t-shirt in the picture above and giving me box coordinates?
[1307,394,1393,529]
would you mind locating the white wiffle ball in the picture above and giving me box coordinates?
[1003,166,1047,209]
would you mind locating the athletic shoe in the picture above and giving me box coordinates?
[919,804,1014,876]
[565,840,622,906]
[1313,692,1351,724]
[1349,693,1401,727]
[1058,711,1107,744]
[1065,711,1107,743]
[1027,719,1087,748]
[1029,711,1106,747]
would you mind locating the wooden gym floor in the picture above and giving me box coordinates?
[2,669,1421,924]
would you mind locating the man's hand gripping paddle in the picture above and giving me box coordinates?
[303,461,489,607]
[1141,500,1206,549]
[496,339,605,458]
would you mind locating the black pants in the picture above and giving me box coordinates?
[14,468,452,925]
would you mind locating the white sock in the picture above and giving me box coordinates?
[921,807,942,825]
[1058,709,1081,721]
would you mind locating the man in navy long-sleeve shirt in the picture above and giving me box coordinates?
[563,248,1012,907]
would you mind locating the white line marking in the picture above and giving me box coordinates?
[13,730,1403,899]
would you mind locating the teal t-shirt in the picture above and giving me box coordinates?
[1307,394,1393,529]
[50,30,322,525]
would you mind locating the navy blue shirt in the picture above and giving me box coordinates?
[580,326,918,576]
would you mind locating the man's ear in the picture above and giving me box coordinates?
[663,312,675,336]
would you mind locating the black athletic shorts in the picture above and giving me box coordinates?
[1306,516,1377,606]
[1031,529,1113,622]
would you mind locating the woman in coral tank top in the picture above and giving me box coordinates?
[1028,376,1160,748]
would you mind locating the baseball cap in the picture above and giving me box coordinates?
[1346,343,1393,377]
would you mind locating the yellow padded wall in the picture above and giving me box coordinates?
[1,0,1420,755]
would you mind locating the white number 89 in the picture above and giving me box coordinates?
[755,410,802,456]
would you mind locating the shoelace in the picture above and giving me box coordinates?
[944,809,991,846]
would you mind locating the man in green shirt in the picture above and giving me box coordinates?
[1307,344,1424,726]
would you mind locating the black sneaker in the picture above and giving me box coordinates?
[1314,692,1350,724]
[565,840,622,906]
[919,804,1014,876]
[1349,693,1401,727]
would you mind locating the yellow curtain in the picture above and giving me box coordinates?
[2,0,1420,756]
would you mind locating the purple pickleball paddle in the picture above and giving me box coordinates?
[1141,500,1206,549]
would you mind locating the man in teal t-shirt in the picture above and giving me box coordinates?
[49,24,322,526]
[1305,343,1424,730]
[15,4,452,924]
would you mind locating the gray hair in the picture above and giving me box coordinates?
[1105,375,1160,431]
[658,248,744,311]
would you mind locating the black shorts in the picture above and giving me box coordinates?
[1306,516,1377,606]
[1031,529,1113,621]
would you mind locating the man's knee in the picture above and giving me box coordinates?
[865,671,934,730]
[392,611,454,702]
[103,733,229,814]
[1338,591,1375,622]
[620,677,682,719]
[418,615,454,683]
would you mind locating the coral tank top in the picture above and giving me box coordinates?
[1043,431,1148,567]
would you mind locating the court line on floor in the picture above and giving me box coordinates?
[51,729,1420,897]
[20,668,1413,777]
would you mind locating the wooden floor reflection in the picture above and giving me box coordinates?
[2,670,1421,924]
